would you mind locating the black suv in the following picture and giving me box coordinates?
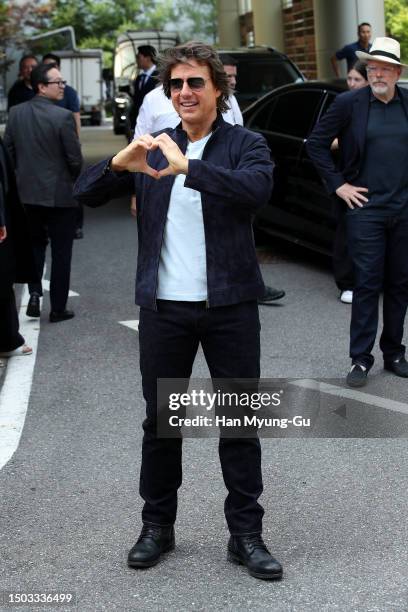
[217,46,305,109]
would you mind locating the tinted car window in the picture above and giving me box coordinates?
[318,92,337,119]
[249,90,323,139]
[233,57,303,108]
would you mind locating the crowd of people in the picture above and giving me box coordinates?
[1,28,407,579]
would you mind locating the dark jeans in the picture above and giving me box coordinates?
[138,299,264,535]
[24,205,76,312]
[333,207,354,291]
[76,202,84,230]
[347,212,408,368]
[0,287,25,352]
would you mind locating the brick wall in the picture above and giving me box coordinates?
[282,0,317,79]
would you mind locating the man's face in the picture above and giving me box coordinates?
[170,59,220,129]
[39,67,65,101]
[43,57,60,68]
[137,53,149,70]
[358,25,371,46]
[366,60,401,97]
[20,58,38,84]
[224,64,237,92]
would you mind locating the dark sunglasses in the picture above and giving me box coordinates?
[169,77,208,91]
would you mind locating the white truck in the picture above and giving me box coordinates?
[55,49,104,125]
[112,30,179,135]
[26,27,104,125]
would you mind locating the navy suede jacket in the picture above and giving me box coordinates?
[74,115,274,310]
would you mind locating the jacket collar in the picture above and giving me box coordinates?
[173,112,227,146]
[32,94,57,105]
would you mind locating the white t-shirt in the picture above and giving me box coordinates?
[134,85,243,137]
[157,133,212,301]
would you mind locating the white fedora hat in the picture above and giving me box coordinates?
[356,36,407,68]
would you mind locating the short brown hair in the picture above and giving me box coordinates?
[159,41,230,113]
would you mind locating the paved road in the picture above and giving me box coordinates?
[1,126,407,611]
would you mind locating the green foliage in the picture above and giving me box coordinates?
[384,0,408,61]
[46,0,179,66]
[0,0,53,79]
[1,0,218,70]
[175,0,217,43]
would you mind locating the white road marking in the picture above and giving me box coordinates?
[118,320,139,331]
[41,279,79,297]
[0,286,41,470]
[290,379,408,416]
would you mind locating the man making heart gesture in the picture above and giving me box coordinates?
[74,42,282,581]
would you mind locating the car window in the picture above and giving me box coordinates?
[318,92,337,118]
[234,58,303,108]
[249,90,324,139]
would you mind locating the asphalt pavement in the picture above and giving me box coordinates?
[0,126,407,612]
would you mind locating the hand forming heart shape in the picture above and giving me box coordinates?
[111,133,188,179]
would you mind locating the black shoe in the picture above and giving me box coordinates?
[384,356,408,378]
[127,525,175,568]
[26,292,41,318]
[258,286,286,305]
[74,228,83,240]
[227,534,283,580]
[346,364,367,388]
[49,310,75,323]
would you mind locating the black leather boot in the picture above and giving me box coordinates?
[26,292,40,318]
[228,534,283,580]
[127,525,175,568]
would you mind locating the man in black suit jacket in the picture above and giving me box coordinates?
[4,63,83,323]
[307,37,408,387]
[130,45,158,131]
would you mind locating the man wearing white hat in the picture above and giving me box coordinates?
[307,37,408,387]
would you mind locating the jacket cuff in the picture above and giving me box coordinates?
[328,174,347,194]
[184,159,199,188]
[102,157,129,177]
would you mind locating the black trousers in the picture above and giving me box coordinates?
[24,205,76,312]
[332,201,354,291]
[0,287,25,352]
[76,202,84,230]
[347,212,408,369]
[333,211,354,291]
[138,299,264,535]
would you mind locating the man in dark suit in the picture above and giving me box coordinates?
[4,63,83,323]
[7,54,38,110]
[130,45,158,131]
[307,37,408,387]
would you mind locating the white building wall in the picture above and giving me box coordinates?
[217,0,241,47]
[314,0,385,79]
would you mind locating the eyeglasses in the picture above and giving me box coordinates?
[45,80,67,87]
[366,65,395,74]
[169,77,208,91]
